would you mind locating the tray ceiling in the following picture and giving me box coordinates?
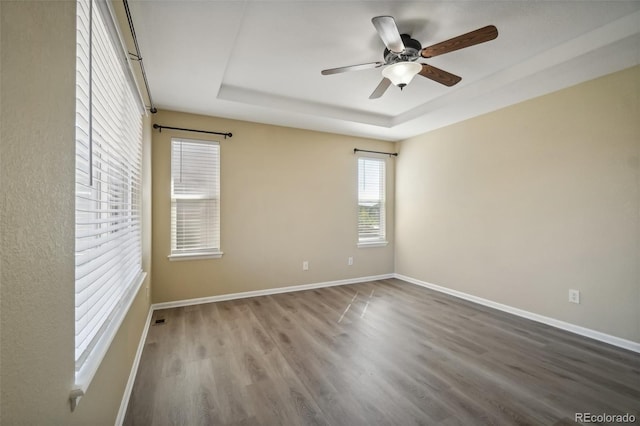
[127,1,640,141]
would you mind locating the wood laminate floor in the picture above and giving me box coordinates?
[123,279,640,425]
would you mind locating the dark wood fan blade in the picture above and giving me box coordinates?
[372,16,405,53]
[321,62,384,75]
[420,25,498,58]
[418,64,461,86]
[369,78,392,99]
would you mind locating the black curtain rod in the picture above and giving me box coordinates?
[153,124,233,139]
[354,148,398,157]
[123,0,157,114]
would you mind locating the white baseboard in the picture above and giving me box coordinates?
[152,274,395,311]
[394,273,640,354]
[115,306,154,426]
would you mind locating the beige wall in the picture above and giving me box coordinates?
[396,66,640,343]
[0,2,152,424]
[152,110,395,303]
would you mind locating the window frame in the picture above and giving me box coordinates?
[168,137,223,261]
[73,0,146,402]
[357,155,389,248]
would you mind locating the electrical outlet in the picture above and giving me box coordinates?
[568,289,580,304]
[302,261,309,271]
[348,256,353,266]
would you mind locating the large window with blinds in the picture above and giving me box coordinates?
[170,138,222,259]
[357,156,387,246]
[74,0,144,393]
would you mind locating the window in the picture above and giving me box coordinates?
[74,0,144,396]
[358,156,387,246]
[170,138,222,259]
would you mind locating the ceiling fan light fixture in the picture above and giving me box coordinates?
[381,61,422,90]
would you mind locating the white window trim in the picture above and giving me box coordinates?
[357,240,389,248]
[72,272,146,397]
[168,251,224,261]
[71,0,145,409]
[357,154,388,246]
[170,138,221,257]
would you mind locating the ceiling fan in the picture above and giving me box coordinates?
[321,16,498,99]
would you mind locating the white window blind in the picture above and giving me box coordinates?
[170,139,221,258]
[74,0,144,393]
[358,157,386,244]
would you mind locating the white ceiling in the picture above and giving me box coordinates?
[128,1,640,141]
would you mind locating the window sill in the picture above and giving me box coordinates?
[168,252,224,261]
[71,271,147,411]
[357,241,389,248]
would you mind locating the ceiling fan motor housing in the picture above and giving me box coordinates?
[384,34,422,64]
